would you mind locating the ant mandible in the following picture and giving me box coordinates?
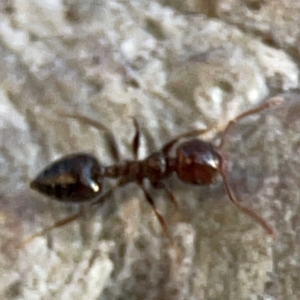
[24,97,282,245]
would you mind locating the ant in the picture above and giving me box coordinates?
[23,97,282,245]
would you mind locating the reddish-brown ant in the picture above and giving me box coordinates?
[23,97,282,245]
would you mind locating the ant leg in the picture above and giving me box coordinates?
[218,97,283,150]
[139,183,171,240]
[19,208,87,247]
[20,181,123,247]
[164,185,179,210]
[219,165,276,236]
[131,117,140,160]
[56,111,120,162]
[151,181,179,210]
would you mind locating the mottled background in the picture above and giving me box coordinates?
[0,1,300,299]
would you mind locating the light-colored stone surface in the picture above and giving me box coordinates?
[0,1,299,299]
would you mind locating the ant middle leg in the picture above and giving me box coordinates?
[56,111,121,162]
[131,117,141,160]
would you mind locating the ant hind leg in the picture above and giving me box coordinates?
[20,181,123,248]
[19,209,87,248]
[56,111,121,162]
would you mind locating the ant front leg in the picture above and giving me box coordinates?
[151,181,179,210]
[139,182,171,240]
[56,111,121,162]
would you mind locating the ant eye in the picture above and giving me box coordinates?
[30,154,103,203]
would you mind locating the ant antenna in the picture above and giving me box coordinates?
[216,96,283,236]
[219,165,276,236]
[218,97,283,150]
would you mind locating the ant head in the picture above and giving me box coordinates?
[175,139,222,185]
[30,153,104,203]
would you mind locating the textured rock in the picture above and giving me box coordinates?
[0,1,299,299]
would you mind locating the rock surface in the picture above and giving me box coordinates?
[0,1,300,299]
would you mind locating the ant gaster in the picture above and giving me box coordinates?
[24,98,282,245]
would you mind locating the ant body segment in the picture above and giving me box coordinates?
[25,98,282,245]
